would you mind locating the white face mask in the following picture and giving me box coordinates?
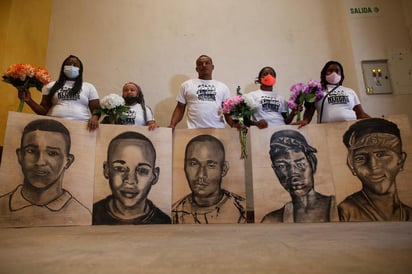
[63,65,80,79]
[325,72,341,85]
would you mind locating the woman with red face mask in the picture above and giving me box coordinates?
[295,60,370,128]
[247,66,298,129]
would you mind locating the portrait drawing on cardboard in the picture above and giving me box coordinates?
[0,112,95,227]
[172,129,247,224]
[250,125,338,223]
[92,124,172,225]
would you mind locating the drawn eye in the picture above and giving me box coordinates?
[188,160,199,167]
[274,163,287,170]
[296,162,306,169]
[136,167,150,176]
[353,154,367,164]
[48,151,60,157]
[375,151,387,158]
[112,165,128,173]
[25,148,36,154]
[207,162,217,169]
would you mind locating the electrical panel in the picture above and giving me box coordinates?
[361,60,392,95]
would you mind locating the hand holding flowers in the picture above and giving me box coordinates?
[288,80,323,122]
[94,93,130,124]
[222,92,256,159]
[2,63,51,112]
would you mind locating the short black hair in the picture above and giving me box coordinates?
[107,131,156,161]
[22,119,71,153]
[185,134,225,160]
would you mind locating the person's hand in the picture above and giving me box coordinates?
[88,115,100,131]
[292,119,309,128]
[254,119,268,129]
[17,89,32,102]
[147,121,159,131]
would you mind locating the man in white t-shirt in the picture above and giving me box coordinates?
[168,55,232,129]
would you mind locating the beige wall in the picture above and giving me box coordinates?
[44,0,359,128]
[1,0,412,145]
[344,0,412,121]
[0,0,52,145]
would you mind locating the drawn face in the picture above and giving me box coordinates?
[104,139,159,208]
[349,145,406,194]
[195,56,214,79]
[184,140,228,199]
[122,83,139,98]
[17,130,74,189]
[272,149,314,197]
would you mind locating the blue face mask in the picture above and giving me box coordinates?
[63,65,80,79]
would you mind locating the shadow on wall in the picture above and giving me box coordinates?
[154,74,190,128]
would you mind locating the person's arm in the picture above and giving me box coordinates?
[283,108,298,125]
[18,90,51,115]
[353,104,370,119]
[88,98,100,131]
[168,102,186,129]
[146,120,158,131]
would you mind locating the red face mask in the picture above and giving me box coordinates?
[261,74,276,86]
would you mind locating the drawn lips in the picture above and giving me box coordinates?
[369,174,386,183]
[291,184,305,190]
[121,190,138,198]
[33,170,49,176]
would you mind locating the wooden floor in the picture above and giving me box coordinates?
[1,222,411,274]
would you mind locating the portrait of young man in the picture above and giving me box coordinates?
[261,129,338,223]
[0,112,95,227]
[93,125,172,225]
[250,125,337,223]
[172,130,247,224]
[338,117,412,221]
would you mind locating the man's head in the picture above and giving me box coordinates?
[184,134,228,199]
[104,131,159,208]
[343,118,407,194]
[269,130,317,197]
[195,55,214,80]
[16,119,75,189]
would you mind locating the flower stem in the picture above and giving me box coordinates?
[296,110,301,122]
[17,97,24,112]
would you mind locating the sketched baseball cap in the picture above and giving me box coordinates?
[343,118,402,152]
[270,129,317,154]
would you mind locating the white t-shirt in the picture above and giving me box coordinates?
[122,103,154,126]
[314,85,361,123]
[177,78,231,128]
[248,89,287,126]
[43,81,99,121]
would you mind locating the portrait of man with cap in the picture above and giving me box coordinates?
[261,129,338,223]
[338,118,411,221]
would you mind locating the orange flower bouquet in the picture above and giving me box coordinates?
[2,63,51,112]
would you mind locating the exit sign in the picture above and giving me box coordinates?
[349,6,381,17]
